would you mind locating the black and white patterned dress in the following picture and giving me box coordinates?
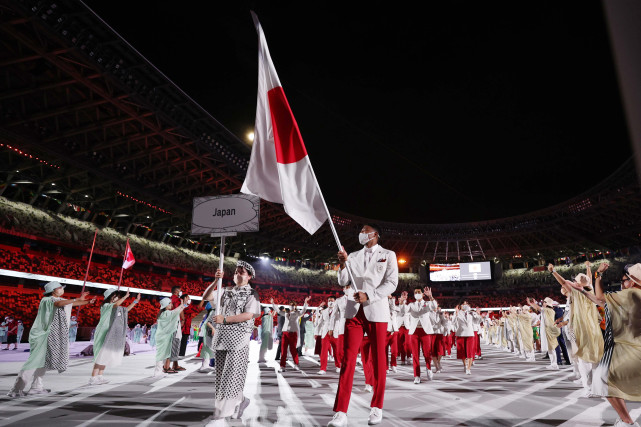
[44,300,71,373]
[213,285,260,419]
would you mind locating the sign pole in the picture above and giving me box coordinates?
[215,235,225,317]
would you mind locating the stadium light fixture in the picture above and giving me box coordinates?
[398,258,407,265]
[246,131,254,142]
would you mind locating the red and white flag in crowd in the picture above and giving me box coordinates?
[122,240,135,269]
[241,12,328,235]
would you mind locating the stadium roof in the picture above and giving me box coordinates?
[1,0,640,265]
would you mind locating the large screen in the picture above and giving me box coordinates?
[429,261,492,282]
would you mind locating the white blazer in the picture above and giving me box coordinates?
[316,306,336,338]
[338,245,399,323]
[406,299,438,334]
[398,302,411,329]
[453,310,478,337]
[387,299,401,332]
[331,295,348,336]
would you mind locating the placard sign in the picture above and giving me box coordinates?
[191,194,260,235]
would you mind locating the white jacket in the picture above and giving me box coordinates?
[432,311,447,335]
[331,295,348,336]
[387,299,401,332]
[338,245,399,323]
[273,302,308,333]
[315,305,336,338]
[406,299,438,334]
[453,310,478,337]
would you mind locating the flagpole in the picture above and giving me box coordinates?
[76,229,98,318]
[215,236,225,317]
[304,157,359,292]
[116,238,129,291]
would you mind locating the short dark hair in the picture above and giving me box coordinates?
[171,286,181,294]
[364,223,382,240]
[180,294,190,301]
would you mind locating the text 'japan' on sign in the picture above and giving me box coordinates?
[191,194,260,235]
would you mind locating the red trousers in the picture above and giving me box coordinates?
[385,331,398,368]
[397,326,410,362]
[280,331,299,367]
[410,328,434,377]
[320,334,340,370]
[457,336,475,359]
[337,334,344,366]
[333,307,388,412]
[432,333,445,357]
[474,331,482,356]
[360,335,374,386]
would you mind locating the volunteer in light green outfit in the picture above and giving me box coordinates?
[7,281,95,398]
[154,297,187,377]
[88,287,141,385]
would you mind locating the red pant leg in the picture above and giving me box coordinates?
[280,332,291,367]
[333,310,365,413]
[320,334,331,370]
[367,320,389,410]
[330,335,340,368]
[411,329,423,377]
[397,327,406,362]
[337,334,344,366]
[361,335,374,386]
[421,333,434,370]
[386,332,398,367]
[289,332,299,365]
[475,331,481,356]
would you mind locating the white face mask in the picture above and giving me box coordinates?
[359,232,374,245]
[414,294,423,301]
[461,304,470,311]
[344,288,354,297]
[328,301,335,308]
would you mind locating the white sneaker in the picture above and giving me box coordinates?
[368,407,383,425]
[613,418,641,427]
[364,384,373,392]
[27,388,50,395]
[572,378,583,384]
[391,366,397,373]
[6,390,25,398]
[465,369,471,375]
[231,396,250,419]
[278,367,285,373]
[294,365,300,371]
[198,367,214,373]
[317,370,326,375]
[546,364,559,370]
[414,377,421,384]
[88,376,98,386]
[426,370,434,381]
[335,367,341,373]
[96,376,110,385]
[328,411,348,427]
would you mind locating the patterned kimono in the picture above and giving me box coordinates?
[592,288,641,401]
[93,303,128,367]
[213,284,261,419]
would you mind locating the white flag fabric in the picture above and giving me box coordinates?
[241,12,328,235]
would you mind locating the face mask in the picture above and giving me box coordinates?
[414,294,423,300]
[461,304,470,311]
[359,232,374,245]
[344,288,354,297]
[328,301,335,308]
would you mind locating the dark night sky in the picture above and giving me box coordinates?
[83,1,632,224]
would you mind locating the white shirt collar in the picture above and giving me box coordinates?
[363,244,380,253]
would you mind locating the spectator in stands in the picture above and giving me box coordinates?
[7,282,95,398]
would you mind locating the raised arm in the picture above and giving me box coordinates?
[126,293,141,312]
[54,291,96,307]
[585,261,593,287]
[594,263,608,302]
[114,289,130,307]
[566,271,606,307]
[548,264,574,293]
[526,297,541,312]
